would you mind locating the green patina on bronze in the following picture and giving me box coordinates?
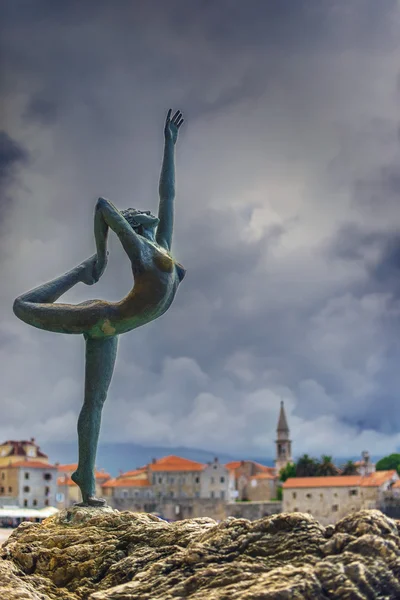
[13,110,186,507]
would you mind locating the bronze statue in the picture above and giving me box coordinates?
[13,110,186,506]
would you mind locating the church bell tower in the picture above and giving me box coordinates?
[275,401,292,474]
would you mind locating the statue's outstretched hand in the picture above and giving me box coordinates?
[164,109,184,145]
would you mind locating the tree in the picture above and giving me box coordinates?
[341,460,358,475]
[375,454,400,475]
[317,455,338,476]
[279,462,296,482]
[296,454,319,477]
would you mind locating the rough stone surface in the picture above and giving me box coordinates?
[1,507,400,599]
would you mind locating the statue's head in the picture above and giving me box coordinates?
[121,208,159,239]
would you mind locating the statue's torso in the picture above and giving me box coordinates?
[88,241,185,337]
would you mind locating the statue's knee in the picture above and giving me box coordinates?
[13,297,24,319]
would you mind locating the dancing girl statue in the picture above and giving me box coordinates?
[13,110,186,506]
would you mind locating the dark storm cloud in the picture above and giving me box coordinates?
[0,132,27,182]
[1,0,400,458]
[0,132,28,223]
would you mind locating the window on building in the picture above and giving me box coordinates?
[169,477,174,484]
[24,473,29,480]
[1,472,4,480]
[220,490,225,499]
[306,493,312,498]
[170,490,174,498]
[334,493,338,498]
[152,475,156,484]
[320,493,323,499]
[45,499,49,507]
[220,476,225,483]
[332,504,339,512]
[195,477,200,484]
[23,486,30,493]
[8,487,12,493]
[292,492,297,499]
[349,489,358,496]
[158,477,162,484]
[43,473,52,481]
[45,487,50,496]
[24,500,28,507]
[293,507,298,511]
[33,499,37,506]
[195,491,200,498]
[213,464,217,469]
[210,491,215,498]
[0,487,4,494]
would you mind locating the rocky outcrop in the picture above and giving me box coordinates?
[1,507,400,599]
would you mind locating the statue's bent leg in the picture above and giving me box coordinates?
[72,334,119,507]
[13,266,112,335]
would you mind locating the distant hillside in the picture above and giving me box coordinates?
[40,441,275,476]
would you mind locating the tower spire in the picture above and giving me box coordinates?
[277,400,289,433]
[274,401,292,474]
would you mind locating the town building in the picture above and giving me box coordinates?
[0,439,57,508]
[354,451,376,475]
[200,457,235,500]
[0,461,58,508]
[0,439,49,467]
[102,466,154,510]
[282,470,399,525]
[147,455,205,499]
[226,460,277,501]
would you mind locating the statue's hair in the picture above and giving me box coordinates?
[121,208,156,229]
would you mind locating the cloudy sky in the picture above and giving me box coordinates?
[1,0,400,462]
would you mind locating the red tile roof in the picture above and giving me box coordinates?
[225,461,242,470]
[282,471,398,489]
[149,455,205,472]
[102,477,151,488]
[7,460,57,469]
[57,463,78,472]
[0,440,48,458]
[251,473,275,481]
[119,467,148,479]
[225,460,275,475]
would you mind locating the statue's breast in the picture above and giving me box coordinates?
[153,250,174,273]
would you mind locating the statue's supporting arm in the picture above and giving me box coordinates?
[156,109,184,251]
[95,197,144,264]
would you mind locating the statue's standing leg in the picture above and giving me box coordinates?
[72,334,118,506]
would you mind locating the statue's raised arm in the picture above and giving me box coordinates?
[156,109,184,251]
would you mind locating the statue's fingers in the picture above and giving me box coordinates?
[166,109,172,122]
[172,109,181,123]
[177,118,184,129]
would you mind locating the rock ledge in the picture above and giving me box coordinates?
[1,508,400,599]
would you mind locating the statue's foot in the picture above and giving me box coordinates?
[74,496,107,508]
[71,470,106,507]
